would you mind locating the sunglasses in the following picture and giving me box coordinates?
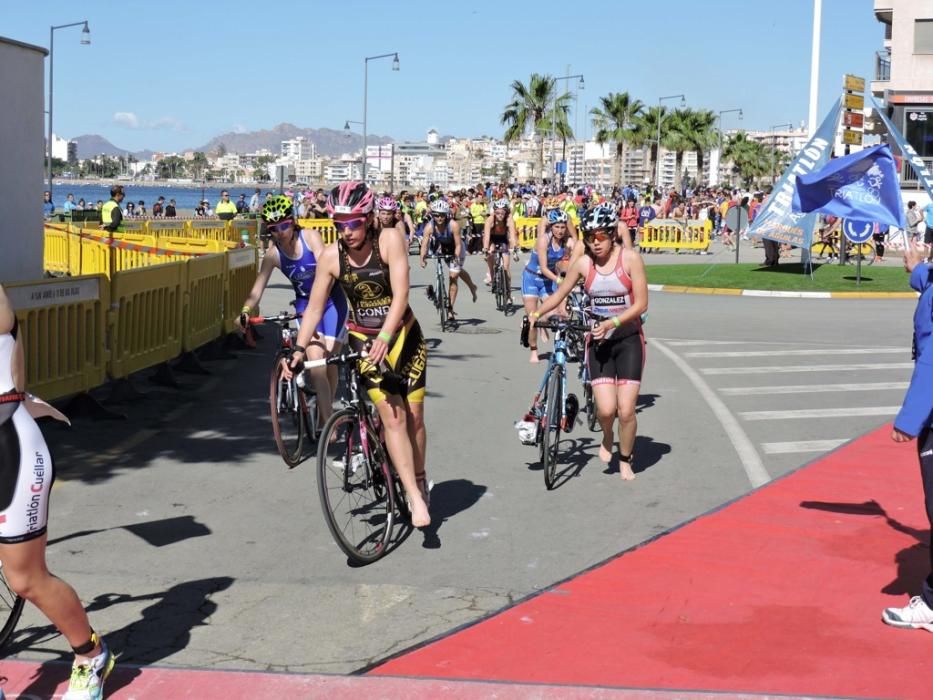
[266,220,293,234]
[584,230,612,243]
[334,217,367,233]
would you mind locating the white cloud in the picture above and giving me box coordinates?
[113,111,140,128]
[112,112,184,131]
[232,124,248,134]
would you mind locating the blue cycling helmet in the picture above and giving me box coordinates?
[547,209,569,225]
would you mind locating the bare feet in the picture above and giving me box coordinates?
[529,349,539,363]
[599,436,613,463]
[408,493,431,527]
[620,460,636,481]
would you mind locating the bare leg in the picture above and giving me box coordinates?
[458,267,478,301]
[407,400,427,496]
[0,537,96,651]
[306,341,334,425]
[616,383,640,480]
[448,272,459,315]
[593,383,618,463]
[375,396,429,527]
[522,295,539,362]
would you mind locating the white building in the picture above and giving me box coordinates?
[280,136,313,162]
[295,158,324,183]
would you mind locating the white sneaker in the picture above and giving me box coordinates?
[63,638,115,700]
[882,596,933,632]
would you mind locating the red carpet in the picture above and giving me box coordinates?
[371,425,932,699]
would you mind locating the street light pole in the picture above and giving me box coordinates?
[655,94,685,193]
[362,52,399,185]
[48,20,90,199]
[716,108,743,187]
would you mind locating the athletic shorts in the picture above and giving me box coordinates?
[588,331,645,387]
[0,401,55,544]
[489,236,509,251]
[521,267,556,298]
[436,244,465,274]
[347,315,427,404]
[295,290,349,343]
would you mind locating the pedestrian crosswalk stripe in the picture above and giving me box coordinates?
[686,348,906,358]
[719,382,909,395]
[762,439,848,454]
[702,363,914,375]
[740,406,900,421]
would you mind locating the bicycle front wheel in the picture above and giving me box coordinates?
[0,564,24,651]
[542,369,563,490]
[269,359,306,467]
[317,408,396,565]
[497,267,509,313]
[584,381,598,432]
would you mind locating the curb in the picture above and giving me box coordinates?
[647,283,917,299]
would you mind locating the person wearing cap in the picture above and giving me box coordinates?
[216,190,237,221]
[235,193,248,215]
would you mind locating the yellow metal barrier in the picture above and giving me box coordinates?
[224,247,259,333]
[153,235,225,256]
[183,253,227,352]
[514,217,541,249]
[147,218,188,241]
[5,275,109,401]
[111,233,184,272]
[109,262,185,379]
[230,219,259,247]
[79,236,112,277]
[297,218,338,245]
[641,219,710,252]
[43,226,71,275]
[188,219,234,245]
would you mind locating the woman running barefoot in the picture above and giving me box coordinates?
[521,209,581,363]
[531,205,648,480]
[0,285,115,700]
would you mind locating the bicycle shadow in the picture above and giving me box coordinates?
[420,479,488,550]
[46,515,211,549]
[9,576,234,698]
[799,499,930,596]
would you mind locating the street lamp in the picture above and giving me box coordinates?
[655,94,685,192]
[716,108,743,187]
[769,122,794,184]
[48,20,90,199]
[362,52,399,184]
[551,73,584,183]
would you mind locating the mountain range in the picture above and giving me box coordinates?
[72,123,395,161]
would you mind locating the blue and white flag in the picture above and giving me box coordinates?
[870,94,933,201]
[792,144,906,228]
[747,99,842,248]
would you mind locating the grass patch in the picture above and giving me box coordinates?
[645,262,912,293]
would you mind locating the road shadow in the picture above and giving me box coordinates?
[603,435,671,476]
[47,515,212,549]
[9,577,235,698]
[799,499,930,596]
[420,478,487,550]
[636,393,659,414]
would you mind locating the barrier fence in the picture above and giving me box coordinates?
[640,219,710,253]
[10,246,259,402]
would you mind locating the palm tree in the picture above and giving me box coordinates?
[661,109,695,192]
[590,92,645,187]
[501,73,571,179]
[630,106,669,189]
[723,132,771,188]
[682,109,718,186]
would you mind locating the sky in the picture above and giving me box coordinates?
[4,0,881,153]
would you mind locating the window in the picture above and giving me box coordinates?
[915,19,933,54]
[905,110,933,159]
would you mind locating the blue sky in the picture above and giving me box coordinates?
[5,0,880,152]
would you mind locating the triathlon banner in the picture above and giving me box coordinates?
[747,98,843,248]
[870,94,933,202]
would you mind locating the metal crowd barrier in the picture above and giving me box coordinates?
[640,219,710,253]
[297,218,338,245]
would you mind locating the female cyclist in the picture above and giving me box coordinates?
[289,182,431,528]
[0,285,114,700]
[522,209,581,363]
[239,195,348,426]
[483,198,519,304]
[420,199,478,319]
[532,205,648,481]
[375,195,411,251]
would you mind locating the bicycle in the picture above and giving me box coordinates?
[810,232,876,265]
[519,316,589,489]
[247,311,318,468]
[491,245,518,315]
[565,288,599,432]
[0,563,24,651]
[424,254,455,332]
[306,349,410,565]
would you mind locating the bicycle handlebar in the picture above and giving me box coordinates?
[533,318,592,333]
[301,349,367,369]
[247,312,298,325]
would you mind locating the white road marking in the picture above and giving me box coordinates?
[742,290,832,298]
[702,362,914,375]
[720,381,909,396]
[762,439,848,454]
[652,339,770,488]
[685,348,906,358]
[740,406,900,421]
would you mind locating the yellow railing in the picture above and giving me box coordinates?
[297,218,338,245]
[640,219,710,252]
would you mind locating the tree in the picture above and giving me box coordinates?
[661,108,695,192]
[723,132,771,188]
[156,155,187,180]
[215,142,227,158]
[190,151,209,180]
[590,92,644,187]
[630,106,670,190]
[501,73,571,179]
[682,109,718,186]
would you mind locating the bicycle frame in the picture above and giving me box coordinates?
[531,325,572,434]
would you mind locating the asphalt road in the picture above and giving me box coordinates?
[6,250,918,675]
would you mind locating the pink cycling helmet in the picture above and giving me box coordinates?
[376,195,399,212]
[326,181,374,216]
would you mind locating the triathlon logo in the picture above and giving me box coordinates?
[830,162,884,206]
[355,280,384,301]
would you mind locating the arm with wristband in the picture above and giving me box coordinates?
[289,247,340,371]
[239,250,279,328]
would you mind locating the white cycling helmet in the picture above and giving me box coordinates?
[429,199,450,216]
[493,198,510,210]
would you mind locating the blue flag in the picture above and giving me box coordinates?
[870,94,933,201]
[746,98,841,248]
[792,144,906,228]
